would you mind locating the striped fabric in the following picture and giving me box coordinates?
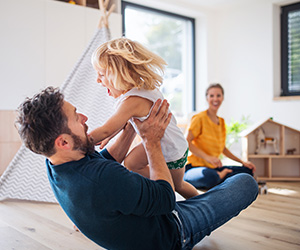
[0,28,114,203]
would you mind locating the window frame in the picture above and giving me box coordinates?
[121,1,196,112]
[281,2,300,96]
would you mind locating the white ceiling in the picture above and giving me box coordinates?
[125,0,298,11]
[172,0,255,9]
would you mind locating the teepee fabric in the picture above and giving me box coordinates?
[0,27,115,202]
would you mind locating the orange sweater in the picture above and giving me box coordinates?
[187,110,226,169]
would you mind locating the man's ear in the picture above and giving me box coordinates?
[55,134,72,150]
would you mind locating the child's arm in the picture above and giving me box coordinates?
[96,127,123,149]
[90,96,153,145]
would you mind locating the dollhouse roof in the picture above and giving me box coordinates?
[239,118,300,137]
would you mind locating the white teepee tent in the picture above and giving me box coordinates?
[0,27,115,202]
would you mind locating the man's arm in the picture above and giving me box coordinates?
[133,99,174,191]
[106,122,136,163]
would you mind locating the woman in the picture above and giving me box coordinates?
[184,83,256,189]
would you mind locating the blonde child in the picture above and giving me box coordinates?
[90,37,199,199]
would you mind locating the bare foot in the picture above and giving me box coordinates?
[73,225,80,232]
[217,168,233,179]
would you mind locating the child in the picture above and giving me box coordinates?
[90,37,199,199]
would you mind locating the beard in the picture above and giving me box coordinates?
[71,132,95,155]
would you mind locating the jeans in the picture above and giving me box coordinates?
[184,164,253,189]
[173,173,258,250]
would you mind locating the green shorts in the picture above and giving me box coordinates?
[166,148,189,170]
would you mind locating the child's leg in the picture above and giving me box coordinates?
[170,167,200,199]
[124,143,150,178]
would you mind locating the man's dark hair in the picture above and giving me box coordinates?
[16,87,71,157]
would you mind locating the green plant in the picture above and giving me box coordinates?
[226,115,250,148]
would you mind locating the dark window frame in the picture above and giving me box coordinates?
[281,2,300,96]
[121,1,196,111]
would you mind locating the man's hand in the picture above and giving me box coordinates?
[133,99,172,144]
[133,99,174,190]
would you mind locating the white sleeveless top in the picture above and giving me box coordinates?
[116,88,188,162]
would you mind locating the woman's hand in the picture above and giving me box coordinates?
[242,161,256,172]
[206,155,222,168]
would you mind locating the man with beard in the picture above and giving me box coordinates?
[16,87,258,250]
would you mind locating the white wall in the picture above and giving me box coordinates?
[0,0,121,110]
[1,0,299,131]
[125,0,300,131]
[210,0,300,131]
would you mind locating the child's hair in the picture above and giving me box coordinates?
[92,37,167,91]
[205,83,224,96]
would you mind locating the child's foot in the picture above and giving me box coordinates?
[217,168,233,179]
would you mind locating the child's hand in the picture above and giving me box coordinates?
[92,122,130,149]
[97,137,111,149]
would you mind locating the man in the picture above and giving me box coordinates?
[16,87,258,250]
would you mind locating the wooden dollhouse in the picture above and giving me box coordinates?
[240,118,300,181]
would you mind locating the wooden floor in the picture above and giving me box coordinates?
[0,182,299,250]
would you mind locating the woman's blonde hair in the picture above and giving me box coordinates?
[91,37,166,91]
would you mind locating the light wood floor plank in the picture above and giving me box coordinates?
[0,200,102,250]
[0,181,299,249]
[0,226,51,250]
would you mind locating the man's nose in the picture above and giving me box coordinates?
[80,113,88,123]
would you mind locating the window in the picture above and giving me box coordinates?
[281,2,300,96]
[122,1,195,119]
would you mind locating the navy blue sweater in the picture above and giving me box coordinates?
[46,149,179,250]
